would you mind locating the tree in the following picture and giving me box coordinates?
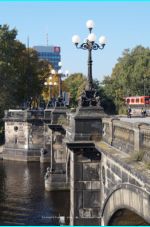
[0,24,54,114]
[42,70,68,102]
[0,24,26,115]
[64,73,86,107]
[100,45,150,114]
[14,49,50,105]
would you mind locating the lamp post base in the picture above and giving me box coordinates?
[78,89,101,108]
[46,100,54,109]
[50,96,68,124]
[55,96,66,108]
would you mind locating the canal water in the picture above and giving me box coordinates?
[0,160,70,226]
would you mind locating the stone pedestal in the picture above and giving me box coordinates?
[3,110,46,162]
[70,106,108,141]
[44,109,53,120]
[49,125,66,172]
[45,172,70,191]
[51,108,68,124]
[50,96,68,124]
[65,142,101,226]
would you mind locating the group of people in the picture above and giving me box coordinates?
[127,107,146,118]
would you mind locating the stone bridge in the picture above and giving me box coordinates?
[44,112,150,225]
[3,108,150,225]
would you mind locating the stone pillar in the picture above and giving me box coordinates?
[70,148,101,226]
[103,118,120,146]
[66,148,70,183]
[51,107,68,124]
[49,125,66,172]
[40,122,51,163]
[133,123,149,152]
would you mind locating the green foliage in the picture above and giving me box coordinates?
[130,150,145,162]
[69,108,76,113]
[0,24,52,116]
[57,117,68,126]
[0,121,4,140]
[14,49,50,105]
[144,161,150,169]
[0,24,25,114]
[100,45,150,114]
[64,73,86,108]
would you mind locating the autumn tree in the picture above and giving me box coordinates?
[42,69,68,102]
[14,49,51,105]
[0,24,55,114]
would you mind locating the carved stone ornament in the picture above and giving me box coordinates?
[78,89,101,107]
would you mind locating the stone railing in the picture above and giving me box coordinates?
[4,110,44,120]
[27,110,44,119]
[103,118,150,158]
[4,110,27,118]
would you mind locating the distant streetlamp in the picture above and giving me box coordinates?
[44,70,57,109]
[53,62,69,108]
[72,20,107,107]
[57,62,69,97]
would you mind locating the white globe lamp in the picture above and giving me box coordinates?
[86,20,95,29]
[99,36,107,45]
[51,69,55,74]
[58,62,63,67]
[58,69,63,74]
[72,35,80,44]
[88,33,96,42]
[65,70,70,75]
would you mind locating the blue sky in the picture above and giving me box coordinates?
[1,1,150,82]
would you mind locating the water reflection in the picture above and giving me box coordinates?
[0,161,70,226]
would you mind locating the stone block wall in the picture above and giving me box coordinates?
[112,120,134,154]
[4,120,44,161]
[139,124,150,163]
[50,127,66,171]
[100,154,143,207]
[103,118,150,159]
[70,148,101,226]
[5,121,28,150]
[28,122,44,150]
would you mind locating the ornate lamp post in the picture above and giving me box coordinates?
[44,81,54,101]
[72,20,107,107]
[55,62,69,107]
[57,62,69,97]
[44,70,57,109]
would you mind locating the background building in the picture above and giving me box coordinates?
[32,46,61,72]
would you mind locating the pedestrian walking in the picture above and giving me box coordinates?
[141,108,144,117]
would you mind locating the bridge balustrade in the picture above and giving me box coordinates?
[103,117,150,163]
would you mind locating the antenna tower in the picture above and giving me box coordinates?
[46,26,48,46]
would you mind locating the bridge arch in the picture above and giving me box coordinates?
[101,183,150,226]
